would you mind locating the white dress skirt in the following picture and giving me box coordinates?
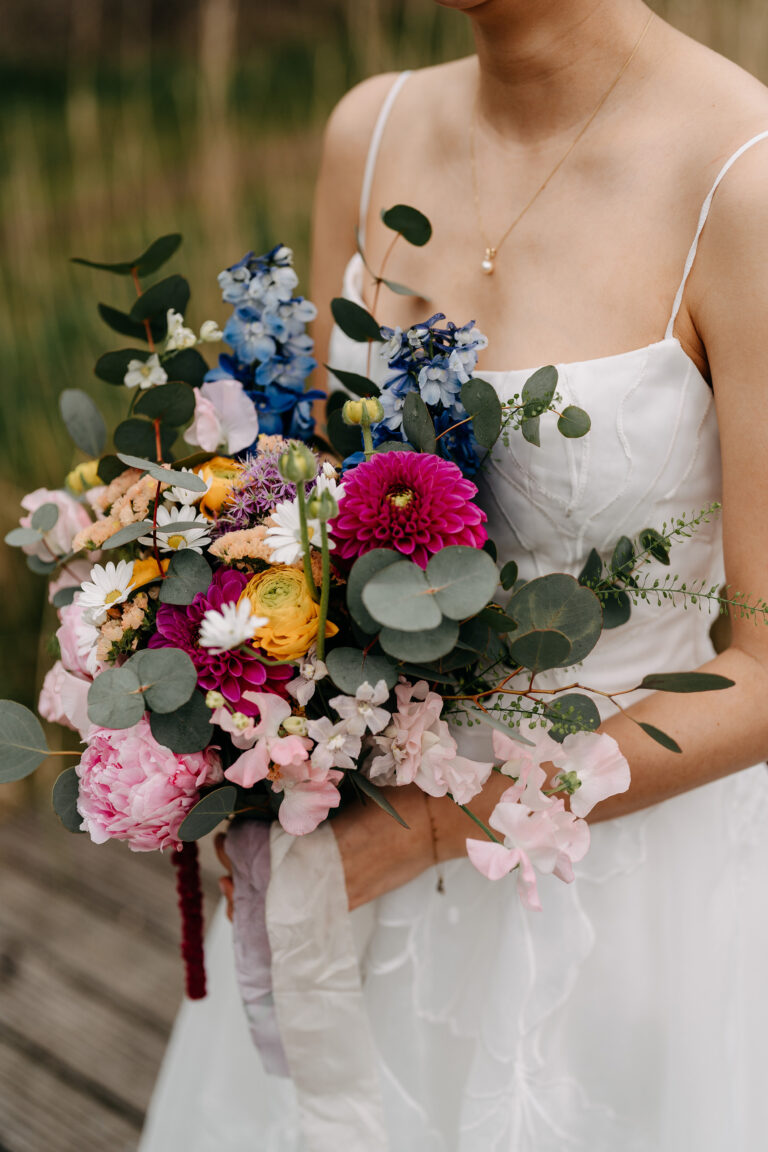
[139,80,768,1151]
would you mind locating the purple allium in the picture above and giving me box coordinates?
[214,451,296,536]
[148,568,293,714]
[330,452,488,570]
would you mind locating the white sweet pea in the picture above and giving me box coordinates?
[330,679,391,737]
[307,717,362,771]
[199,600,268,654]
[165,309,197,351]
[183,378,259,456]
[123,353,168,390]
[199,319,224,343]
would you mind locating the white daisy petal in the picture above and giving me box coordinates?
[138,505,212,554]
[199,600,268,654]
[78,559,135,625]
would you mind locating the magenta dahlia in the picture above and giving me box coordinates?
[330,452,487,569]
[148,568,292,715]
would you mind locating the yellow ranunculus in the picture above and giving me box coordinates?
[239,567,338,661]
[131,557,170,590]
[66,459,102,494]
[196,456,244,519]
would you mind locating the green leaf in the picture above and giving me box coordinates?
[71,233,182,277]
[521,366,558,418]
[30,503,60,533]
[52,586,79,608]
[59,389,107,457]
[347,770,409,827]
[27,555,57,575]
[380,277,424,298]
[130,274,190,323]
[134,381,195,426]
[346,549,401,633]
[466,706,535,745]
[114,418,177,462]
[577,548,602,587]
[150,690,212,753]
[101,521,153,549]
[94,348,149,385]
[88,667,146,729]
[460,378,502,448]
[0,702,50,783]
[483,538,497,562]
[544,693,602,742]
[379,619,459,661]
[475,605,517,633]
[508,629,572,673]
[521,416,541,447]
[426,546,499,620]
[52,767,83,833]
[402,392,436,453]
[362,561,441,632]
[374,440,416,453]
[601,588,631,629]
[638,672,735,694]
[637,721,682,754]
[396,663,457,685]
[127,648,197,714]
[163,348,209,387]
[507,573,603,669]
[557,405,591,438]
[326,366,381,398]
[327,391,347,417]
[500,560,518,591]
[326,648,398,694]
[380,204,432,247]
[159,549,212,605]
[330,297,383,343]
[326,408,363,458]
[179,785,237,841]
[115,452,207,493]
[4,527,40,548]
[97,303,166,344]
[610,535,634,576]
[97,454,129,483]
[639,527,671,566]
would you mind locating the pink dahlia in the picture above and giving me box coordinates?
[330,452,487,569]
[76,716,223,851]
[148,567,292,715]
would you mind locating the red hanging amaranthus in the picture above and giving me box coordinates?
[172,841,207,1000]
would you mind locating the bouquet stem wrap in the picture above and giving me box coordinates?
[172,841,207,1000]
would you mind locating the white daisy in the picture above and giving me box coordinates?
[139,505,212,553]
[123,353,168,390]
[265,474,345,565]
[79,560,135,625]
[199,600,268,654]
[162,468,211,506]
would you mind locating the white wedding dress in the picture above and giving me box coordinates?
[140,75,768,1151]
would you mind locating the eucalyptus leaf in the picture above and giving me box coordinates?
[521,366,558,418]
[637,721,682,754]
[362,561,440,632]
[72,233,182,277]
[114,418,177,462]
[379,619,459,662]
[348,770,409,827]
[150,691,212,753]
[31,503,60,533]
[577,548,602,588]
[466,706,535,745]
[601,588,631,629]
[130,274,190,323]
[59,389,107,457]
[179,785,237,841]
[426,546,499,620]
[97,454,129,483]
[610,536,634,576]
[521,416,541,447]
[102,521,153,549]
[475,605,518,633]
[544,693,602,742]
[134,381,195,426]
[326,409,363,458]
[98,302,166,343]
[396,663,458,685]
[507,573,603,668]
[346,548,401,633]
[94,348,150,385]
[326,648,398,694]
[500,560,518,591]
[52,586,79,608]
[27,555,57,575]
[88,668,146,729]
[326,366,381,398]
[0,702,50,783]
[460,378,502,448]
[330,297,383,343]
[4,527,41,548]
[326,391,347,417]
[483,539,497,562]
[638,672,735,694]
[639,527,671,565]
[380,204,432,247]
[508,628,572,673]
[116,452,207,492]
[127,648,197,713]
[557,405,591,438]
[374,440,416,453]
[402,392,436,453]
[381,277,423,298]
[52,766,84,833]
[159,549,212,605]
[163,348,209,387]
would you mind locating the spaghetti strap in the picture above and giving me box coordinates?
[666,130,768,338]
[358,71,412,250]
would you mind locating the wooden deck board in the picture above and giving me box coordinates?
[0,809,225,1152]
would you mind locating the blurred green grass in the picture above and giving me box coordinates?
[1,0,766,712]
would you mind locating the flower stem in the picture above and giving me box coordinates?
[360,405,375,461]
[316,521,331,660]
[451,798,502,844]
[296,480,319,601]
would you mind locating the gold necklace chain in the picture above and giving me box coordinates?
[470,10,655,275]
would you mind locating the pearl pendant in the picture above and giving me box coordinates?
[481,247,496,275]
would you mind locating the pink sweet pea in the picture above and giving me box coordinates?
[492,726,561,810]
[550,731,631,817]
[224,692,311,788]
[38,661,92,739]
[184,379,259,455]
[268,753,343,835]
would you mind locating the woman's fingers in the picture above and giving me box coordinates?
[215,831,233,873]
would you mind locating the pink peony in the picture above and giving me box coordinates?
[38,660,92,739]
[20,488,92,560]
[367,680,492,804]
[76,717,223,851]
[330,451,487,569]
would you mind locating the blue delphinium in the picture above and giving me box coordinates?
[208,245,324,446]
[371,314,489,475]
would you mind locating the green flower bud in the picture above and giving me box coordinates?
[231,711,252,732]
[281,715,308,737]
[205,690,225,709]
[555,770,582,795]
[306,486,339,522]
[342,397,384,426]
[278,442,318,484]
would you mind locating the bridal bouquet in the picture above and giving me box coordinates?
[0,209,735,997]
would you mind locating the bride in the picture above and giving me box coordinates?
[141,1,768,1148]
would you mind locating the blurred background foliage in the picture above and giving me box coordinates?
[2,0,766,720]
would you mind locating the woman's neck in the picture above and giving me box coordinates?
[469,0,654,142]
